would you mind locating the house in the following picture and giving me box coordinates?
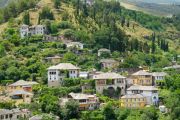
[98,48,111,56]
[9,90,33,105]
[20,24,46,38]
[29,114,59,120]
[93,72,126,95]
[131,70,153,86]
[126,78,134,88]
[163,64,180,70]
[127,85,158,105]
[8,80,38,92]
[44,56,62,64]
[152,72,167,86]
[68,92,99,110]
[48,63,80,87]
[65,42,84,49]
[43,35,61,42]
[0,108,30,120]
[120,94,146,108]
[79,71,89,79]
[100,59,119,69]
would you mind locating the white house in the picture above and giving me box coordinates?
[93,72,126,95]
[65,42,84,49]
[152,72,167,81]
[127,84,159,105]
[47,63,80,87]
[152,72,167,86]
[20,24,46,38]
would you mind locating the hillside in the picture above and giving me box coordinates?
[0,0,179,120]
[119,0,180,17]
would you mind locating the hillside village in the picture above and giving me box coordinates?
[0,0,180,120]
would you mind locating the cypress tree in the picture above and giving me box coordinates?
[151,32,156,54]
[23,11,30,25]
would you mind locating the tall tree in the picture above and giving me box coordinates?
[23,11,30,25]
[151,32,156,54]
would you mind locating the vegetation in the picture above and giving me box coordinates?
[0,0,179,120]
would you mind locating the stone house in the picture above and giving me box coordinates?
[48,63,80,87]
[20,24,46,38]
[93,72,126,95]
[131,70,153,86]
[120,94,146,108]
[127,85,159,105]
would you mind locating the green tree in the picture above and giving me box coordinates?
[103,103,116,120]
[54,0,61,9]
[141,107,158,120]
[64,100,79,120]
[23,11,30,25]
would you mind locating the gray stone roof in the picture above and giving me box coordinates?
[127,85,158,91]
[132,70,152,76]
[93,72,126,79]
[10,90,33,96]
[100,59,117,63]
[48,63,80,70]
[152,72,167,77]
[163,65,180,69]
[98,48,110,52]
[9,80,38,87]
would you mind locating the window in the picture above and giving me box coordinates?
[79,99,86,103]
[117,80,121,83]
[152,90,157,93]
[6,115,8,119]
[1,115,4,119]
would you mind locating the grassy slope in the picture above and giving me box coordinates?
[0,0,178,53]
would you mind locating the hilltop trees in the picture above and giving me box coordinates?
[39,7,54,21]
[0,0,37,23]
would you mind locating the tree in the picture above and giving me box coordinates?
[23,11,30,25]
[54,0,61,9]
[39,7,54,21]
[103,103,116,120]
[151,32,156,54]
[0,44,5,57]
[141,107,158,120]
[64,100,79,120]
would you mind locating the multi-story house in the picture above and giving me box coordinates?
[0,108,30,120]
[20,24,46,38]
[127,84,159,105]
[9,90,33,105]
[8,80,38,92]
[93,72,126,95]
[152,72,167,86]
[120,94,146,108]
[68,92,99,110]
[48,63,80,87]
[131,70,153,86]
[44,56,62,64]
[100,59,119,70]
